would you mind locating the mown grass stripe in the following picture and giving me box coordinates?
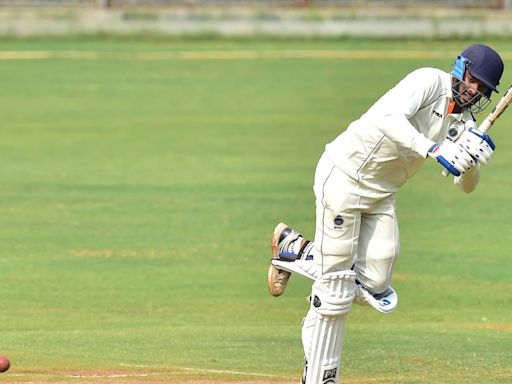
[0,49,470,61]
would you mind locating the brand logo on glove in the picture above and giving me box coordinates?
[333,215,344,230]
[448,126,459,138]
[313,295,322,308]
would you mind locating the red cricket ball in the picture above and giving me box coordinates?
[0,356,10,373]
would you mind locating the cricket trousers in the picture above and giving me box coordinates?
[312,152,400,293]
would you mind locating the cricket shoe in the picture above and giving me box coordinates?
[267,223,310,297]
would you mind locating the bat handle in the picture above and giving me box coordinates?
[478,118,492,133]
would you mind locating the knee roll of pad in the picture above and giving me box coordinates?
[311,270,356,317]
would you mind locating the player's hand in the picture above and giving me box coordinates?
[457,127,496,165]
[428,141,476,177]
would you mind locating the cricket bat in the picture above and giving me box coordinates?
[441,86,512,176]
[478,85,512,133]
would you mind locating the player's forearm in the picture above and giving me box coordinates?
[371,115,434,157]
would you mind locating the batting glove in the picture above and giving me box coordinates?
[428,140,476,177]
[457,127,496,166]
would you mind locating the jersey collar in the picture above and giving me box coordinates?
[444,72,464,120]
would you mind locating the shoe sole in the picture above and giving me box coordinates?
[271,222,289,259]
[267,223,291,297]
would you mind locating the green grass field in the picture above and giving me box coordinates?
[0,36,511,383]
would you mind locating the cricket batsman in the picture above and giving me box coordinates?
[267,44,505,383]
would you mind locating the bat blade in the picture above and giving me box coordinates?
[479,86,512,133]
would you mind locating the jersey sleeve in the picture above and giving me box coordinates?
[360,68,442,157]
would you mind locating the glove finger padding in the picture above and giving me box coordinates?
[429,140,476,176]
[457,127,496,165]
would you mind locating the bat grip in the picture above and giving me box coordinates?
[478,118,492,133]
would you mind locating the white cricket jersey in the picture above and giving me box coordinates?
[325,67,476,194]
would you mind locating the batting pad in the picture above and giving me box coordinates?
[272,259,318,280]
[354,284,398,314]
[305,270,356,384]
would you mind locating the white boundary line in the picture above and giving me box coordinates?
[59,364,289,380]
[67,373,163,378]
[179,366,284,378]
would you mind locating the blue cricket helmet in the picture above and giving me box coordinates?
[452,44,504,98]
